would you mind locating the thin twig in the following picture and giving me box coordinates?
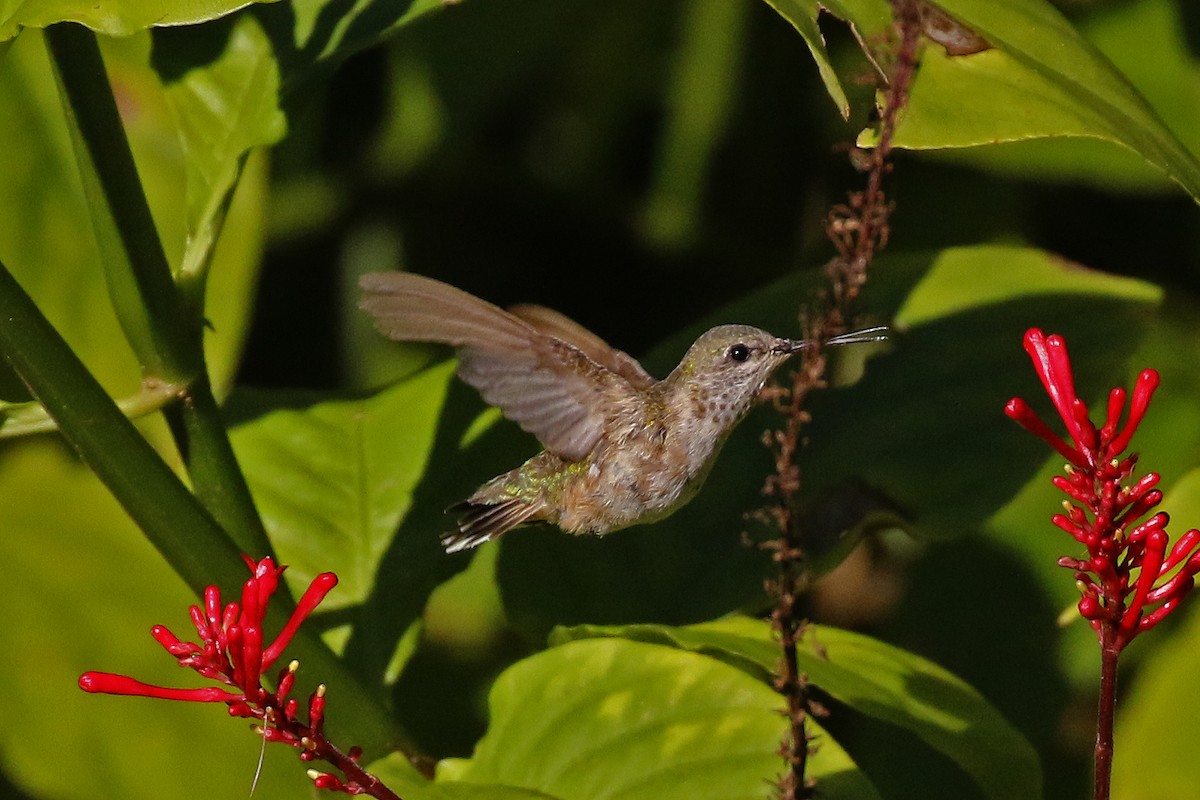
[763,3,923,797]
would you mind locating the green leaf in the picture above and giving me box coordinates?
[253,0,456,88]
[368,753,564,800]
[438,637,880,800]
[894,245,1161,328]
[801,244,1162,535]
[0,0,280,40]
[872,0,1200,200]
[155,14,286,292]
[759,0,891,119]
[554,617,1041,800]
[230,362,455,608]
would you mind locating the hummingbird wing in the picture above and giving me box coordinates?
[359,272,630,461]
[508,304,655,390]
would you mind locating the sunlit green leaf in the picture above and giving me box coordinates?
[760,0,891,118]
[230,362,455,607]
[0,0,280,40]
[554,616,1041,800]
[369,752,563,800]
[439,637,879,799]
[156,14,285,291]
[871,0,1200,200]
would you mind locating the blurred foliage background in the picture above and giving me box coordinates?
[1,0,1200,798]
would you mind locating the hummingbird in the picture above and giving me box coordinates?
[359,272,887,553]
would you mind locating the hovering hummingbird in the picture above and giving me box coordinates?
[359,272,887,553]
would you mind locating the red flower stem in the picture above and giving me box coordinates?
[1095,623,1118,800]
[311,735,404,800]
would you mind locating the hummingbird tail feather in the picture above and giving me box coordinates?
[443,498,542,553]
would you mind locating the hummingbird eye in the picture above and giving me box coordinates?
[728,343,751,363]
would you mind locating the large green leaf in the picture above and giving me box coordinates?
[438,637,879,799]
[0,0,279,40]
[869,0,1200,200]
[801,245,1162,535]
[230,362,455,608]
[762,0,1200,197]
[553,616,1041,800]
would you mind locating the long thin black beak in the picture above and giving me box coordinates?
[772,326,889,354]
[826,325,890,347]
[771,338,814,355]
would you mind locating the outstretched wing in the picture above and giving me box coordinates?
[359,272,633,460]
[508,304,655,390]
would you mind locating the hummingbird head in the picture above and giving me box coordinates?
[670,324,889,433]
[671,325,806,429]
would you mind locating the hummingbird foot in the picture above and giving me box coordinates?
[443,497,544,553]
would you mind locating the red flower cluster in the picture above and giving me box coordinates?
[1005,329,1200,651]
[79,556,391,796]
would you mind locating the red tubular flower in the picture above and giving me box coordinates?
[1006,329,1200,651]
[77,557,395,798]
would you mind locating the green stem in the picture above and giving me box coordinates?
[165,379,272,546]
[0,378,183,438]
[45,22,272,558]
[45,23,193,384]
[0,260,244,596]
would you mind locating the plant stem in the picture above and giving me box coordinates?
[44,23,193,384]
[773,532,813,799]
[45,22,272,558]
[0,259,245,596]
[164,381,272,551]
[313,736,405,800]
[1095,625,1119,800]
